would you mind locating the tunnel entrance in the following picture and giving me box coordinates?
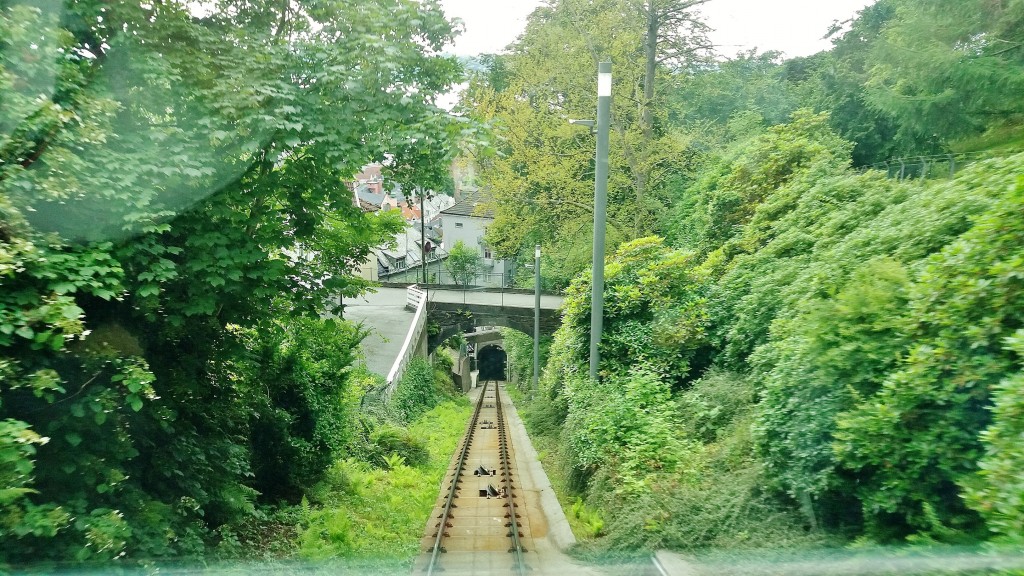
[478,344,507,381]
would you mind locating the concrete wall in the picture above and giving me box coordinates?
[414,318,428,359]
[356,254,379,281]
[384,287,428,397]
[452,355,472,393]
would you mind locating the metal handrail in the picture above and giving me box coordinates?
[859,149,1024,180]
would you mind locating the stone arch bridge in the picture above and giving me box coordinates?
[341,285,564,388]
[427,290,564,352]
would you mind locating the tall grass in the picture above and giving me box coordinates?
[295,399,471,570]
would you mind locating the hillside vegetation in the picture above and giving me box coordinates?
[3,0,1023,567]
[1,0,467,567]
[531,144,1023,552]
[470,0,1024,555]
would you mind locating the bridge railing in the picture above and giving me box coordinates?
[406,283,426,310]
[385,284,428,397]
[381,268,512,288]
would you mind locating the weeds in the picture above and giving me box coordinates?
[294,399,471,567]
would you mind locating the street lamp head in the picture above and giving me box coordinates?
[568,118,596,135]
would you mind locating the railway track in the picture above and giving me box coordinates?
[423,380,528,576]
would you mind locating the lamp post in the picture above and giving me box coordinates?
[589,62,611,382]
[533,244,541,391]
[567,63,611,381]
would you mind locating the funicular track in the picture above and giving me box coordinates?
[423,380,528,576]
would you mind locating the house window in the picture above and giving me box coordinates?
[455,222,463,228]
[484,249,492,259]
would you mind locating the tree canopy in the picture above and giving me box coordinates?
[472,0,1024,556]
[1,0,464,563]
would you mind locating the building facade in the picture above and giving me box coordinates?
[438,190,510,287]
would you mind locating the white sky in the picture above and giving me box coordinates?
[439,0,876,59]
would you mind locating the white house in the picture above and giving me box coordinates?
[439,190,510,287]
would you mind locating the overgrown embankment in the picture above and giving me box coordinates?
[219,354,470,570]
[515,116,1024,555]
[295,398,471,569]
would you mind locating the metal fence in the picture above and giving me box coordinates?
[862,150,1023,181]
[381,268,513,289]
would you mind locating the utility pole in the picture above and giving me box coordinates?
[419,187,430,307]
[589,62,611,382]
[533,244,541,391]
[419,188,427,284]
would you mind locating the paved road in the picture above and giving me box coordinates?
[341,288,413,378]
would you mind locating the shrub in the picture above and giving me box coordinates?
[752,258,910,530]
[677,369,755,444]
[579,373,821,555]
[245,317,364,502]
[553,236,709,388]
[369,426,429,468]
[390,358,454,424]
[432,350,453,374]
[964,330,1024,544]
[565,368,699,494]
[834,172,1024,542]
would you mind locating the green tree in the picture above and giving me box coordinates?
[964,330,1024,544]
[634,0,711,202]
[754,258,912,531]
[240,317,366,503]
[783,0,914,165]
[551,236,708,387]
[864,0,1024,144]
[444,240,481,286]
[1,0,462,562]
[463,0,711,284]
[835,171,1024,541]
[671,50,798,127]
[667,109,851,261]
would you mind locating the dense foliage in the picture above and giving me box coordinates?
[467,0,1024,556]
[1,0,463,566]
[390,357,460,424]
[530,139,1024,553]
[5,0,1024,566]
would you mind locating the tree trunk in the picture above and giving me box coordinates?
[634,0,659,217]
[643,0,658,143]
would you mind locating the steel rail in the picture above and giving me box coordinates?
[495,383,528,576]
[425,381,489,576]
